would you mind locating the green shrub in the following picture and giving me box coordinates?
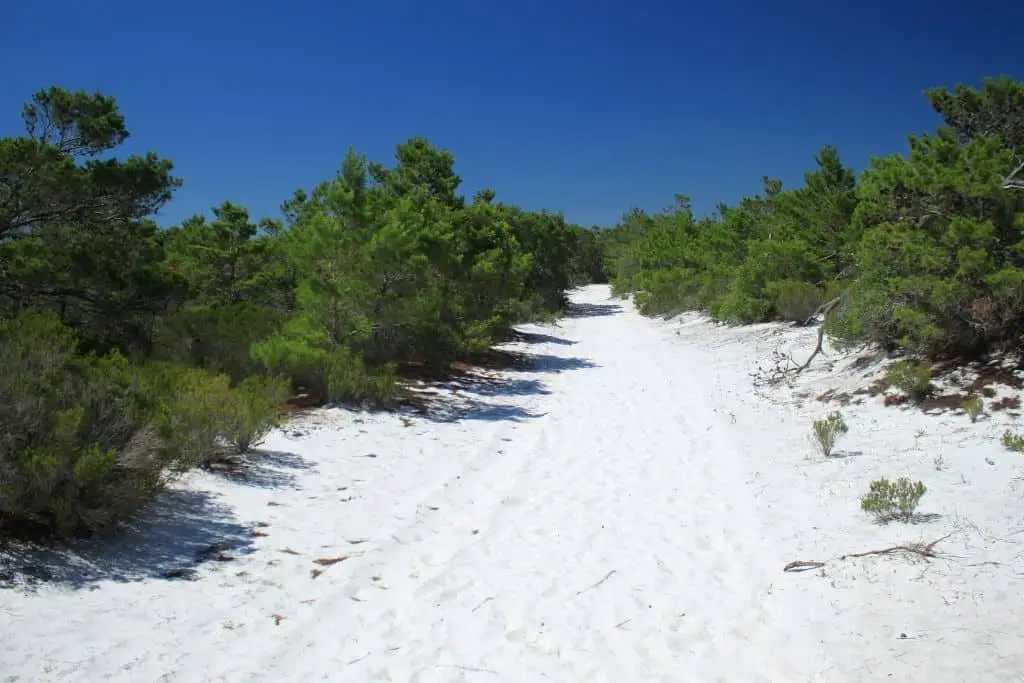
[323,349,399,407]
[224,375,290,453]
[0,312,166,538]
[860,477,927,523]
[0,310,294,539]
[811,411,848,457]
[1000,429,1024,452]
[137,363,238,468]
[961,395,984,423]
[252,316,399,408]
[885,360,934,403]
[768,279,825,322]
[152,303,286,382]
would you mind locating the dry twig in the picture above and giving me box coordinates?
[575,569,617,595]
[784,533,953,573]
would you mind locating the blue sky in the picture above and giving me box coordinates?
[1,0,1020,228]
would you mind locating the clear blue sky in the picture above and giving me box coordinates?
[1,0,1020,228]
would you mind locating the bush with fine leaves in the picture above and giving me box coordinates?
[0,312,166,538]
[884,360,934,403]
[0,311,289,539]
[860,477,927,523]
[811,411,848,457]
[226,375,290,453]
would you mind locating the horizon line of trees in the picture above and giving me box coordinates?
[0,86,606,540]
[604,75,1024,364]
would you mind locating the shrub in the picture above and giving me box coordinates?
[252,317,399,408]
[769,279,825,322]
[323,349,399,407]
[811,411,848,457]
[137,363,237,468]
[860,477,927,523]
[885,360,933,403]
[0,312,167,538]
[961,395,984,423]
[0,308,291,540]
[1000,429,1024,452]
[225,375,290,453]
[152,303,286,383]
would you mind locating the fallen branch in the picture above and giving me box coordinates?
[800,294,845,328]
[840,534,952,561]
[784,533,953,574]
[751,294,847,387]
[783,560,826,573]
[576,569,617,595]
[793,294,846,375]
[436,664,498,675]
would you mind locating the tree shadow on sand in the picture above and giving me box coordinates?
[565,301,622,318]
[204,449,316,490]
[0,488,257,591]
[400,332,599,423]
[506,330,579,346]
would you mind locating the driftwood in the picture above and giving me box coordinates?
[783,533,952,574]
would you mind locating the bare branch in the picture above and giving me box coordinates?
[784,533,954,574]
[1002,160,1024,190]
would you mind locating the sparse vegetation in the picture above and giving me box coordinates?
[961,395,984,422]
[811,411,848,457]
[860,477,928,523]
[1000,429,1024,452]
[885,361,934,403]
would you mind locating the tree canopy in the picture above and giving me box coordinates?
[606,75,1024,359]
[0,86,602,538]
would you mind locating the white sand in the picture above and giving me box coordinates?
[3,284,1023,682]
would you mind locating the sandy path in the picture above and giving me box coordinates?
[3,285,1022,682]
[235,289,776,682]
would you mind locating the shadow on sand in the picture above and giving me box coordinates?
[400,330,599,423]
[506,330,579,346]
[204,449,316,490]
[565,301,622,318]
[0,488,259,591]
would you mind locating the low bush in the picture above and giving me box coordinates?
[961,395,984,422]
[0,311,292,539]
[0,312,165,538]
[860,477,927,523]
[1000,429,1024,452]
[885,360,934,403]
[811,411,848,457]
[768,279,826,322]
[226,375,291,453]
[251,316,399,408]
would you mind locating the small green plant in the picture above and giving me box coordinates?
[961,395,984,423]
[225,375,291,453]
[1000,429,1024,452]
[860,477,927,523]
[885,360,934,403]
[811,411,848,457]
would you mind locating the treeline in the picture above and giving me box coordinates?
[0,87,605,539]
[607,76,1024,361]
